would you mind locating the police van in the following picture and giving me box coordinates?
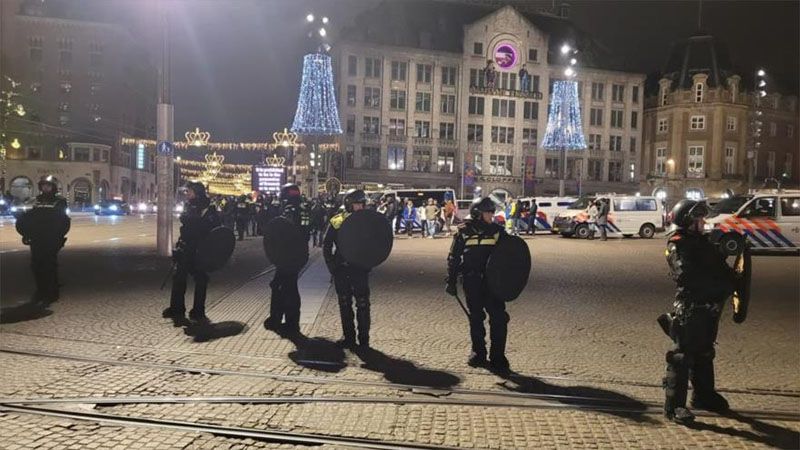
[706,190,800,255]
[553,194,665,239]
[379,188,457,232]
[492,197,577,233]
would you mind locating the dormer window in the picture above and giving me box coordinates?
[694,83,704,103]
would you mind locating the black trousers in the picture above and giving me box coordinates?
[332,265,370,343]
[269,269,300,328]
[170,261,209,315]
[235,219,247,239]
[462,274,508,360]
[664,302,722,413]
[30,243,60,302]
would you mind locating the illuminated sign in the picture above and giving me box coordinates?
[494,43,518,69]
[251,164,285,194]
[136,143,145,169]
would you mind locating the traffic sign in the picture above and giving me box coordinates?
[157,141,174,156]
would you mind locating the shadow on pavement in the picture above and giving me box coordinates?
[494,369,655,423]
[184,321,247,343]
[686,410,800,449]
[282,331,347,373]
[355,347,461,389]
[0,302,53,324]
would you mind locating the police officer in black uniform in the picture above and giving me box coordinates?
[323,189,371,348]
[661,199,736,424]
[264,183,305,335]
[163,182,221,325]
[234,195,249,240]
[446,197,510,373]
[16,176,70,305]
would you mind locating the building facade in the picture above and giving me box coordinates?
[641,34,799,201]
[1,0,156,206]
[334,4,645,197]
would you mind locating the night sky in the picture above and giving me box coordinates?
[122,0,798,153]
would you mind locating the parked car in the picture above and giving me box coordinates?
[94,200,132,216]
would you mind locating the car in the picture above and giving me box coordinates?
[554,194,665,239]
[94,200,132,216]
[552,196,596,237]
[706,190,800,255]
[134,201,157,214]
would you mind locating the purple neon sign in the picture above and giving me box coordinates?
[494,43,518,69]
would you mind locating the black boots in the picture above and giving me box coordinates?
[355,297,371,348]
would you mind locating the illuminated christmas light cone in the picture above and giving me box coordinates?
[291,53,343,135]
[541,80,587,150]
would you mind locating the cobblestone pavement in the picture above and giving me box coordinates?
[1,221,799,449]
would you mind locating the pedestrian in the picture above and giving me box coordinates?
[309,199,326,247]
[484,60,496,88]
[587,200,599,240]
[596,198,609,241]
[445,197,510,373]
[527,198,538,235]
[395,197,405,235]
[299,196,312,245]
[443,199,456,236]
[15,176,70,305]
[323,189,372,348]
[424,198,440,238]
[234,195,249,240]
[660,200,736,424]
[402,199,415,237]
[512,198,523,236]
[518,64,530,92]
[504,198,516,235]
[417,202,427,237]
[382,195,397,233]
[163,182,221,325]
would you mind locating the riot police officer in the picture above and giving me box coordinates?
[660,199,736,424]
[446,197,510,373]
[163,182,221,325]
[16,176,70,305]
[234,195,249,240]
[323,189,371,348]
[264,184,305,335]
[299,196,312,244]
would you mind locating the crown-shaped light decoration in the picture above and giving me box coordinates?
[318,143,340,152]
[271,128,299,148]
[185,127,211,147]
[265,153,286,167]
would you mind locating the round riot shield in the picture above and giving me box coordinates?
[338,209,393,270]
[263,216,309,272]
[486,234,531,302]
[196,226,236,272]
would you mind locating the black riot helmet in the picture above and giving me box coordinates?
[470,197,496,221]
[668,199,709,229]
[38,175,57,192]
[343,189,367,212]
[280,183,302,207]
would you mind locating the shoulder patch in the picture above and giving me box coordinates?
[330,213,346,230]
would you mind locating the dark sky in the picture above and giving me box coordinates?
[123,0,798,149]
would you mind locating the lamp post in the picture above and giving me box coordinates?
[748,69,767,191]
[155,0,174,258]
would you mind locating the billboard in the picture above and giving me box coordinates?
[252,165,285,194]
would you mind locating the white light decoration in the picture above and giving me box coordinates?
[291,53,343,135]
[319,27,327,37]
[541,80,587,151]
[560,44,571,54]
[322,16,329,24]
[758,80,766,87]
[306,13,314,22]
[10,138,21,149]
[757,69,766,77]
[564,67,575,77]
[570,58,577,65]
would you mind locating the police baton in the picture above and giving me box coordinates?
[453,288,470,320]
[160,261,177,290]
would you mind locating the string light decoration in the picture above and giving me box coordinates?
[265,154,286,167]
[175,158,252,171]
[120,137,274,151]
[291,53,343,135]
[541,80,587,151]
[185,127,211,147]
[268,128,304,150]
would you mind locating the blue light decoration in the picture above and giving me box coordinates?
[291,53,343,135]
[541,80,587,151]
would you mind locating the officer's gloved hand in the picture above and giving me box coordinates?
[172,248,184,263]
[445,277,457,297]
[22,236,31,246]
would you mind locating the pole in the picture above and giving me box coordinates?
[558,147,566,196]
[156,1,174,257]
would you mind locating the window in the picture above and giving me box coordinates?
[658,118,668,133]
[416,64,432,83]
[412,149,431,172]
[59,114,70,126]
[687,146,704,177]
[694,83,704,102]
[632,86,639,103]
[348,55,358,76]
[414,120,431,138]
[532,75,540,93]
[346,85,357,106]
[655,148,667,175]
[491,99,516,118]
[473,42,483,55]
[345,145,355,168]
[608,161,622,181]
[491,126,514,144]
[522,128,538,146]
[742,197,776,218]
[786,153,794,177]
[390,90,406,110]
[498,72,517,90]
[767,151,776,176]
[689,115,705,130]
[630,111,638,129]
[73,147,91,162]
[489,155,513,175]
[415,92,431,112]
[389,119,406,136]
[437,151,455,173]
[770,122,777,137]
[441,66,457,86]
[588,159,603,180]
[788,125,795,138]
[528,48,538,62]
[661,88,668,106]
[391,61,407,81]
[629,137,636,153]
[469,69,484,88]
[591,82,604,101]
[468,96,484,115]
[610,110,624,128]
[101,149,109,162]
[725,146,736,174]
[365,57,381,78]
[58,102,70,112]
[473,154,483,174]
[58,38,73,66]
[612,84,624,102]
[467,124,483,142]
[439,122,455,140]
[636,198,657,211]
[364,87,381,108]
[346,115,356,134]
[363,116,380,134]
[89,41,103,68]
[781,197,800,217]
[545,157,560,178]
[609,135,622,152]
[588,134,602,150]
[590,108,603,126]
[28,36,43,62]
[361,147,380,169]
[388,147,405,170]
[26,146,42,160]
[523,101,539,120]
[441,94,456,114]
[726,116,737,131]
[629,163,636,182]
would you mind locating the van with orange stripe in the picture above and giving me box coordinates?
[706,190,800,255]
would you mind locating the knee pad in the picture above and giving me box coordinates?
[666,350,688,366]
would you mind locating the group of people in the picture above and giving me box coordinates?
[500,197,539,236]
[379,196,457,238]
[586,198,611,241]
[481,60,534,93]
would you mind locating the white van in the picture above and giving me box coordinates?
[707,190,800,255]
[554,195,665,239]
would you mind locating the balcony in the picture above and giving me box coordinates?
[469,85,543,100]
[360,132,381,143]
[467,141,483,152]
[438,138,457,148]
[388,134,408,144]
[413,137,433,146]
[477,174,522,183]
[522,143,537,153]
